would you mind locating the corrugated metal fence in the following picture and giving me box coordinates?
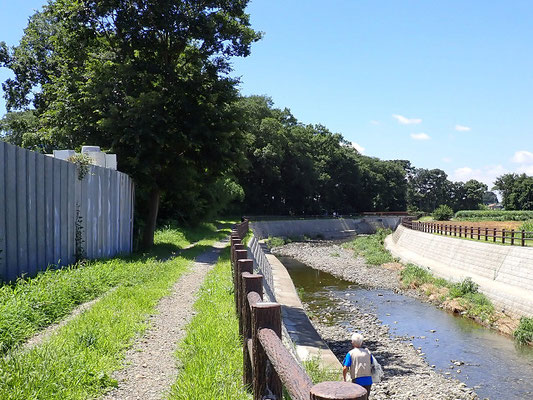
[0,141,134,282]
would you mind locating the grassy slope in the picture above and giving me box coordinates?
[169,248,251,400]
[0,222,231,399]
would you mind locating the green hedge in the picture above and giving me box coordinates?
[455,210,533,221]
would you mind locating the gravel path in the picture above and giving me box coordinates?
[101,238,228,400]
[273,241,480,400]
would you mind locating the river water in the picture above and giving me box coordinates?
[279,256,533,400]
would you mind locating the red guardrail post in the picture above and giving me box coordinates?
[252,302,282,400]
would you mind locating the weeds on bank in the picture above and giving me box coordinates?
[169,249,251,400]
[514,317,533,345]
[343,229,394,265]
[0,223,226,355]
[400,265,495,323]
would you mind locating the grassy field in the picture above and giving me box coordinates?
[0,222,231,399]
[168,248,251,400]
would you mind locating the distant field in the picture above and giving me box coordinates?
[446,221,522,230]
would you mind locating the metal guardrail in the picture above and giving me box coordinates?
[402,220,533,247]
[230,223,367,400]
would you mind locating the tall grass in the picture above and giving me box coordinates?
[400,265,495,322]
[514,317,533,345]
[0,228,227,399]
[169,249,251,400]
[343,229,394,265]
[0,223,225,354]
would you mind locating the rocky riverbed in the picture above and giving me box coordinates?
[273,241,480,400]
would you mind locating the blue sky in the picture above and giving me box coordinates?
[2,0,533,189]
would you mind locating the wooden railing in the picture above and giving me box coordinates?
[230,228,367,400]
[402,220,533,247]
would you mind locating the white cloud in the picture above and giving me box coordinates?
[442,157,452,163]
[410,132,430,140]
[517,164,533,175]
[451,164,507,188]
[455,124,471,132]
[370,120,380,125]
[351,141,365,154]
[392,114,422,125]
[511,150,533,164]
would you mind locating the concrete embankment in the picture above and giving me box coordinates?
[385,225,533,318]
[248,236,341,372]
[251,216,401,240]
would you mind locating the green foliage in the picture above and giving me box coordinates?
[519,220,533,238]
[0,226,225,399]
[235,96,408,215]
[169,250,251,400]
[344,229,394,265]
[432,204,454,221]
[0,110,42,151]
[514,317,533,345]
[267,236,289,248]
[482,191,498,205]
[494,173,533,210]
[399,264,435,288]
[406,167,487,213]
[67,153,92,181]
[302,355,340,383]
[455,210,533,221]
[448,278,479,298]
[2,0,261,246]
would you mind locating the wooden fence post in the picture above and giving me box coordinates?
[511,229,515,246]
[234,249,248,311]
[477,227,480,240]
[470,226,474,239]
[502,229,506,244]
[231,237,241,263]
[522,230,526,247]
[310,382,367,400]
[237,259,254,335]
[242,273,263,388]
[493,228,497,242]
[485,227,488,241]
[252,302,282,400]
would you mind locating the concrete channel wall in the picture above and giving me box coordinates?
[248,236,341,373]
[251,216,402,240]
[385,225,533,318]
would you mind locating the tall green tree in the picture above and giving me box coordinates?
[1,0,261,248]
[494,173,533,210]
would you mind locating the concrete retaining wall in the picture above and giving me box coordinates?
[251,216,402,240]
[385,225,533,317]
[248,236,341,373]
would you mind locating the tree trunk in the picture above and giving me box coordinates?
[141,187,160,250]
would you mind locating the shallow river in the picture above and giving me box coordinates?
[279,256,533,400]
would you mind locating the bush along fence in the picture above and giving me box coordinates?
[230,223,367,400]
[0,141,134,282]
[402,220,533,247]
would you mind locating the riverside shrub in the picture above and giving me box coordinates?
[433,205,454,221]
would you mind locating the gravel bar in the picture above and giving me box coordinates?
[273,241,480,400]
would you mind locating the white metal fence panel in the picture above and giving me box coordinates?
[0,141,134,282]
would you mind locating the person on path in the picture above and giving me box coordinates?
[342,333,374,399]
